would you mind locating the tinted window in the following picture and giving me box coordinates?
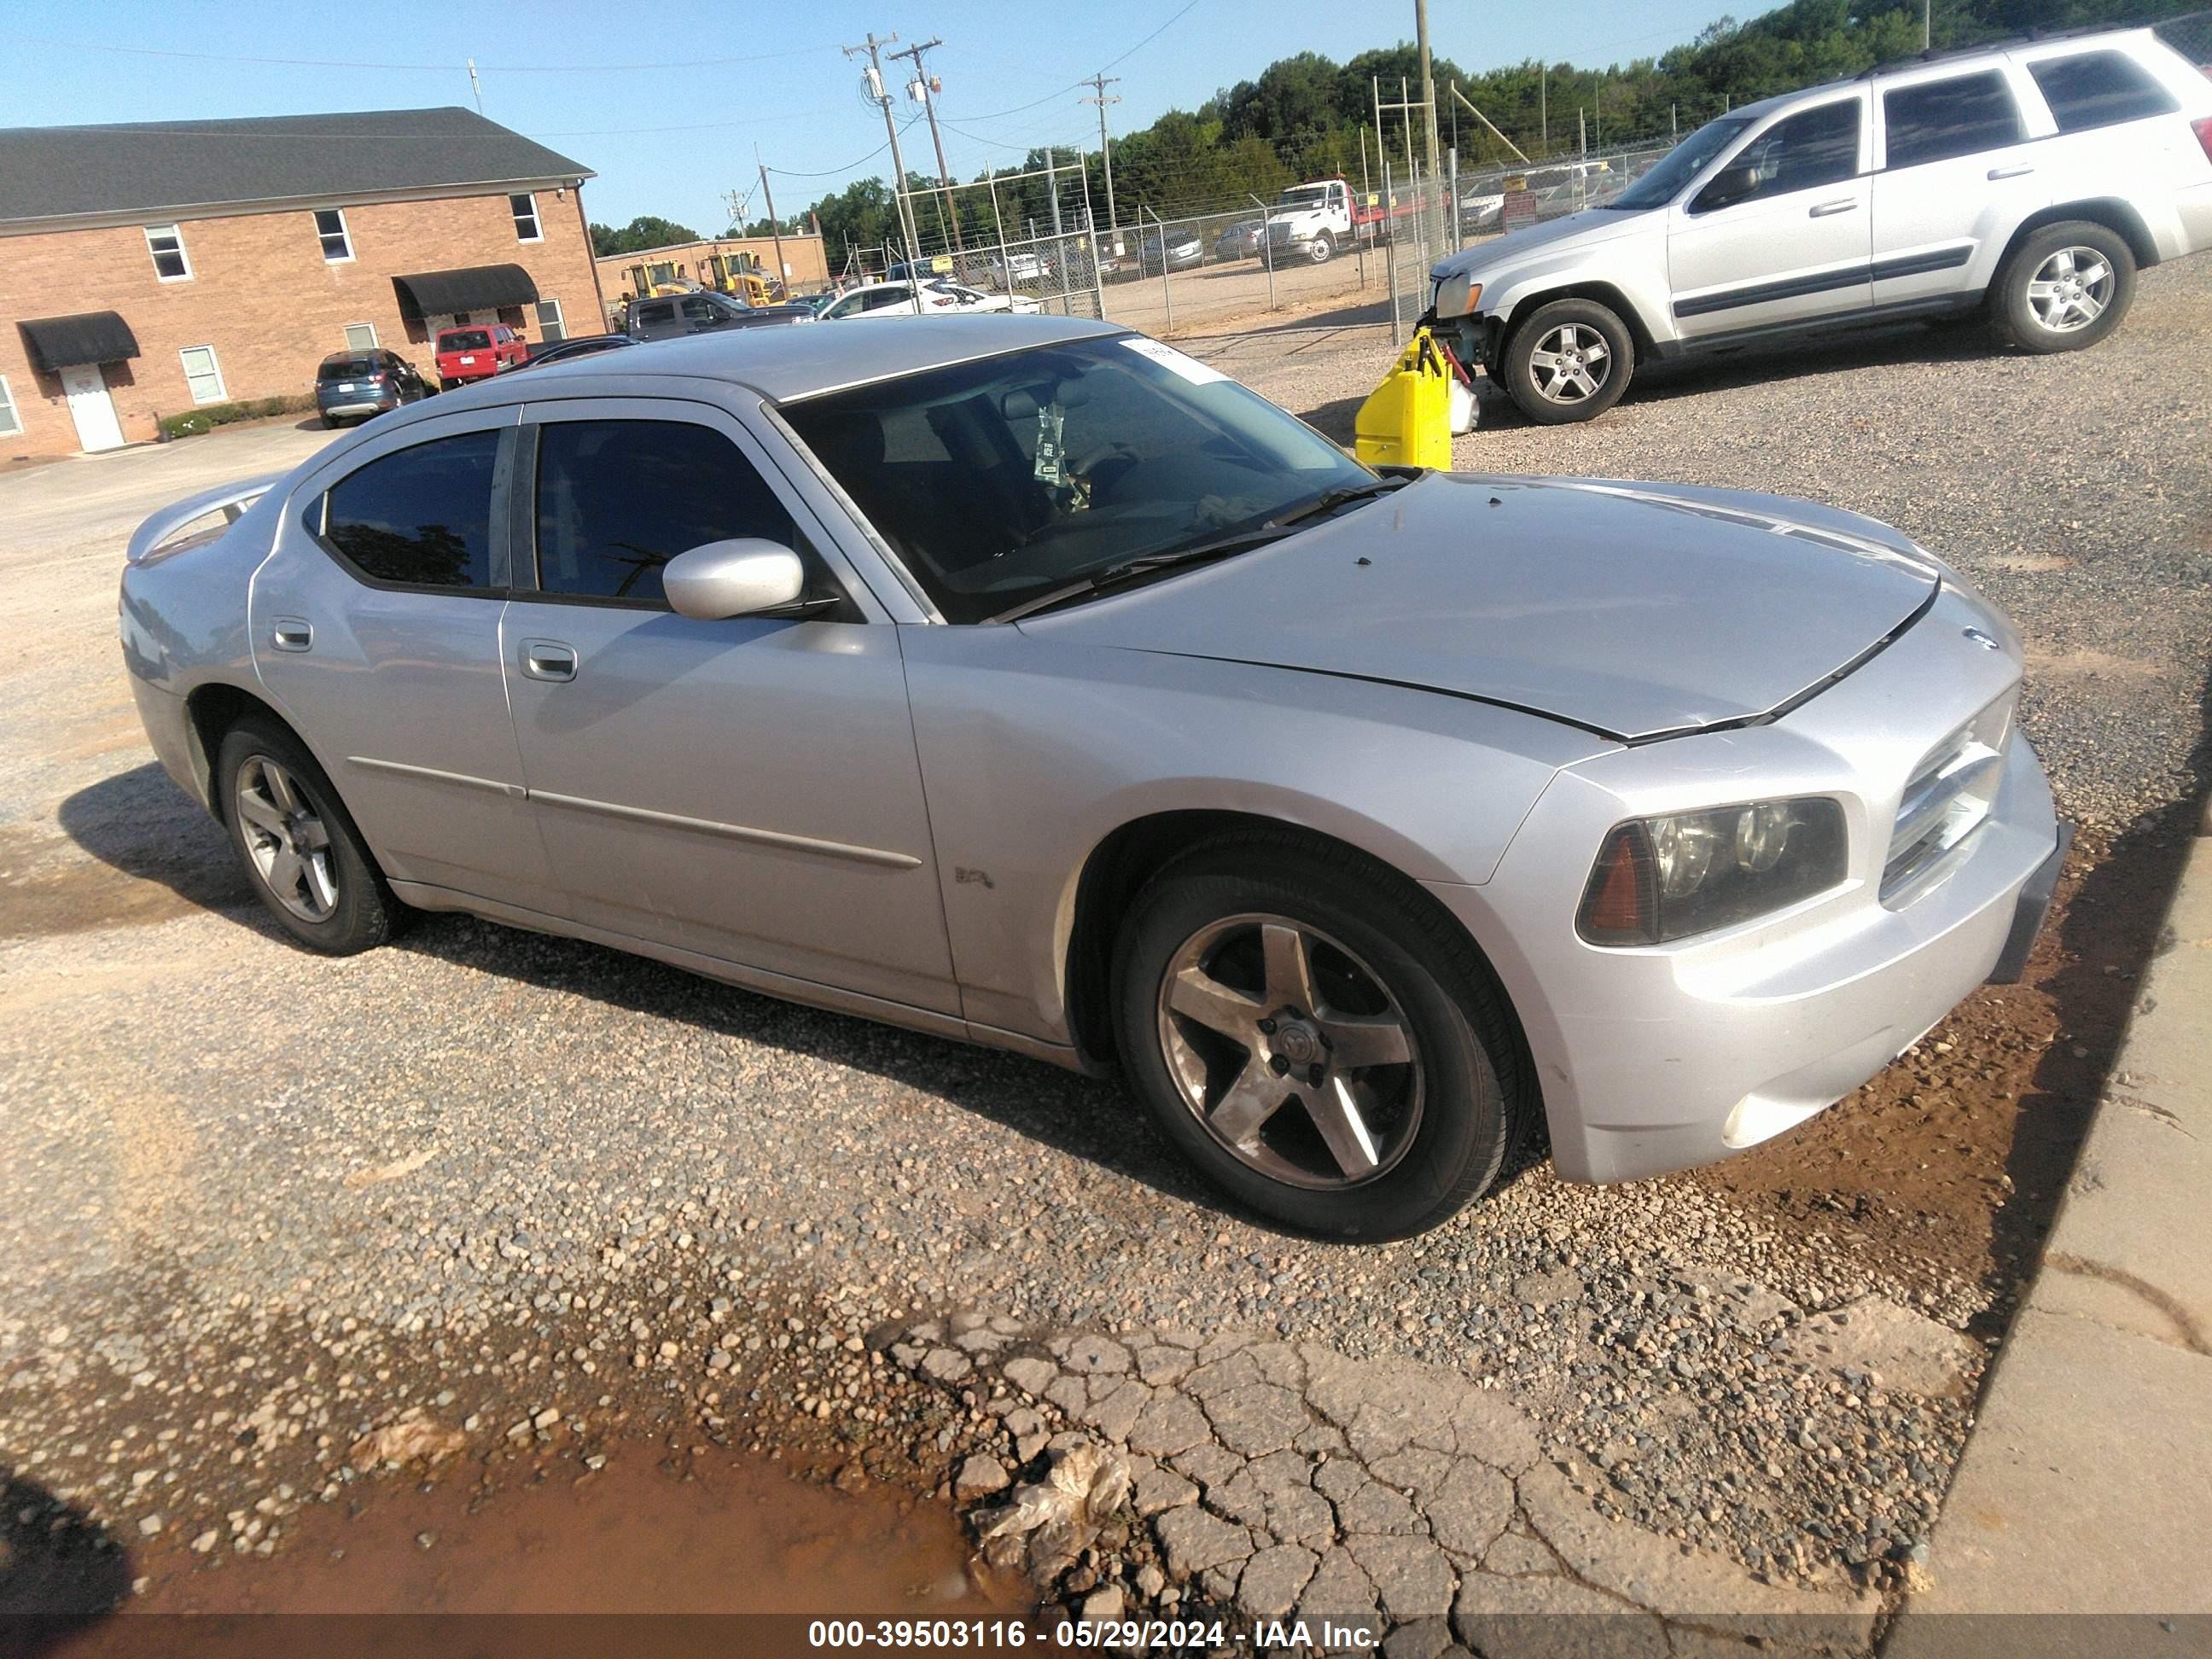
[533,421,796,606]
[440,329,492,352]
[1708,99,1860,206]
[2029,50,2179,132]
[1608,115,1753,210]
[322,432,501,590]
[1883,71,2024,168]
[679,296,722,323]
[318,356,381,381]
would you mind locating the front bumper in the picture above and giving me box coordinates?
[1425,586,2061,1184]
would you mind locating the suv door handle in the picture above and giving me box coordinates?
[1807,199,1859,218]
[1987,163,2035,180]
[521,639,578,682]
[271,619,313,652]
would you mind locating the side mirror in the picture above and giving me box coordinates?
[1695,164,1758,212]
[663,538,807,620]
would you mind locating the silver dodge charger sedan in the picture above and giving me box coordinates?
[119,316,2064,1239]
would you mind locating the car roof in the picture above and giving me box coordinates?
[1720,20,2163,120]
[392,313,1124,408]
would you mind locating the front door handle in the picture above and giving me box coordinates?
[1807,199,1859,218]
[271,618,313,652]
[521,639,578,682]
[1987,163,2035,180]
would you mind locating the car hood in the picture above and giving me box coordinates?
[1429,207,1655,280]
[1020,472,1941,742]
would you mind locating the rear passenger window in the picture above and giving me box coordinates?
[320,431,500,590]
[2029,51,2179,132]
[1883,71,2025,168]
[533,420,797,606]
[636,301,674,325]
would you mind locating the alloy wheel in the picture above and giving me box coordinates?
[1155,913,1423,1190]
[2025,247,2113,334]
[234,756,340,923]
[1528,323,1611,404]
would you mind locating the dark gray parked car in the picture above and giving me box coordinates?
[625,289,815,341]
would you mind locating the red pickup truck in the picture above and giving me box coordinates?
[433,323,527,387]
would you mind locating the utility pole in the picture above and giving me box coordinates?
[1080,73,1121,240]
[1923,0,1931,49]
[466,58,483,114]
[843,32,918,265]
[1414,0,1443,239]
[889,37,963,253]
[756,151,789,295]
[1540,66,1548,155]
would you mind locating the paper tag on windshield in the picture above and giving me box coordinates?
[1033,404,1068,486]
[1120,337,1228,385]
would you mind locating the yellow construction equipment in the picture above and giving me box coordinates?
[700,252,775,306]
[624,259,689,299]
[1353,329,1455,471]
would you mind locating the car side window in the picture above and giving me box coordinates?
[680,296,720,323]
[637,300,675,326]
[533,420,803,608]
[864,285,911,311]
[319,430,502,591]
[2027,50,2180,132]
[1714,99,1860,206]
[1883,71,2024,169]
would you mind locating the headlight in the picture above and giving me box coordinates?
[1577,797,1848,946]
[1435,273,1483,317]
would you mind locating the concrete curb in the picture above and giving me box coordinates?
[1886,837,2212,1642]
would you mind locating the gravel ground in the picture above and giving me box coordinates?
[3,267,2207,1632]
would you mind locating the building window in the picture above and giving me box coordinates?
[179,345,227,405]
[0,375,21,439]
[314,208,353,263]
[145,224,192,282]
[535,299,567,341]
[510,193,543,242]
[344,322,379,351]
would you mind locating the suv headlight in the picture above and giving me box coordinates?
[1577,797,1848,946]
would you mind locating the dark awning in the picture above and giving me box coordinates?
[19,311,140,372]
[392,264,539,321]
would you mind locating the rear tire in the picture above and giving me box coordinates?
[1501,297,1634,424]
[216,716,403,955]
[1111,832,1528,1240]
[1995,220,2134,354]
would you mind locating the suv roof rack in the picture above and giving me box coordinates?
[1859,21,2133,79]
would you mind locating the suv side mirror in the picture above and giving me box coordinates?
[1694,165,1759,212]
[663,539,807,620]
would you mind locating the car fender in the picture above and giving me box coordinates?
[898,627,1615,1045]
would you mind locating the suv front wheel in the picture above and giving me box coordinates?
[1501,298,1634,424]
[1996,221,2135,354]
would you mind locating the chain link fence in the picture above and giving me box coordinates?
[876,160,1109,320]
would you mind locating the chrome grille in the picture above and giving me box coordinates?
[1883,694,2013,905]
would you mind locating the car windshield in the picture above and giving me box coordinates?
[1275,186,1328,210]
[318,357,381,381]
[440,330,492,351]
[1602,116,1754,210]
[782,336,1374,624]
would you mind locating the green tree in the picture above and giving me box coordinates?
[588,215,703,257]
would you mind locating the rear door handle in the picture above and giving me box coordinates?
[1807,199,1859,218]
[271,619,313,652]
[1987,163,2035,180]
[521,639,578,682]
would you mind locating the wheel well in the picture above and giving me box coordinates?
[1499,282,1658,364]
[1999,201,2159,273]
[183,683,288,817]
[1061,810,1535,1099]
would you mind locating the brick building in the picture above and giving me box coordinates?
[0,108,602,458]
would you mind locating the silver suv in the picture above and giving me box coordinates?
[1429,26,2212,424]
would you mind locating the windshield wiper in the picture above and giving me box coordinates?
[990,475,1412,624]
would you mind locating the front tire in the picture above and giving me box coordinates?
[1111,833,1527,1240]
[217,717,402,955]
[1307,232,1336,265]
[1995,221,2133,354]
[1501,298,1633,424]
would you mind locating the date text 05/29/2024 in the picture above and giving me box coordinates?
[806,1618,1381,1650]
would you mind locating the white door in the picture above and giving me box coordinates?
[1870,65,2046,307]
[61,364,125,452]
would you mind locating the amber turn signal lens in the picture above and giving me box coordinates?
[1579,823,1656,946]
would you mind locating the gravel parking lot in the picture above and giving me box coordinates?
[3,264,2207,1637]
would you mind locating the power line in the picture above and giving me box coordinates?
[0,29,844,73]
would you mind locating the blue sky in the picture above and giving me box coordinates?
[3,0,1726,230]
